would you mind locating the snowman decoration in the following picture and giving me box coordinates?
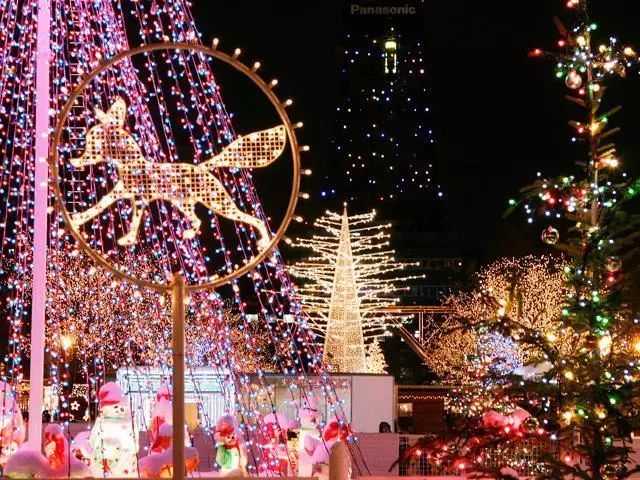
[148,385,172,453]
[89,382,138,477]
[215,415,248,476]
[0,381,25,465]
[297,397,322,477]
[4,423,91,478]
[306,419,352,477]
[262,413,290,476]
[148,384,190,453]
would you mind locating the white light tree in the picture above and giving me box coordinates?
[365,341,388,374]
[425,255,572,384]
[291,208,420,373]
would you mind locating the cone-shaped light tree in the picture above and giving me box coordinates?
[291,208,421,373]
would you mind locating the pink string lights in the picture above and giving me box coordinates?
[0,0,356,473]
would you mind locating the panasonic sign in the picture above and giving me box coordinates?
[350,4,417,15]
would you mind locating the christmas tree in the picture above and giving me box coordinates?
[403,2,640,478]
[504,2,640,476]
[425,255,568,384]
[291,208,420,373]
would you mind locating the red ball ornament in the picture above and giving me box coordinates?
[565,70,583,89]
[605,256,622,273]
[541,226,560,245]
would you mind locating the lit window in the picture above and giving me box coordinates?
[383,36,398,75]
[398,403,413,417]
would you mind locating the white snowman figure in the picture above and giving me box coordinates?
[89,382,138,477]
[148,385,172,453]
[297,396,322,477]
[0,381,25,466]
[147,385,190,453]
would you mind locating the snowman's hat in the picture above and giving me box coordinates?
[216,415,237,437]
[156,385,172,402]
[98,382,124,407]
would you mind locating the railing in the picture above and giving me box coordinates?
[353,433,554,478]
[379,306,452,363]
[398,434,553,478]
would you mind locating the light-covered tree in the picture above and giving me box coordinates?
[424,255,570,383]
[291,207,419,373]
[365,340,388,374]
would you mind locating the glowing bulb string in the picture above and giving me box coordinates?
[4,0,348,468]
[129,0,356,450]
[0,0,40,390]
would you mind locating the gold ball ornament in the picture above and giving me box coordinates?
[600,463,619,480]
[523,416,539,433]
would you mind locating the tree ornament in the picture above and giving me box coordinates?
[446,442,458,455]
[600,463,619,479]
[565,69,583,89]
[523,416,539,433]
[605,256,622,273]
[541,226,560,245]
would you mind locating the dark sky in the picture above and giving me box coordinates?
[191,0,640,265]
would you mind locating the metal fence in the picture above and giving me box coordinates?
[398,434,552,478]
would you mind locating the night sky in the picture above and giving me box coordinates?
[192,0,640,265]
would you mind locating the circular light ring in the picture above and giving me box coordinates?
[49,42,302,292]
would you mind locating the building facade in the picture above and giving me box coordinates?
[325,0,443,226]
[325,0,459,310]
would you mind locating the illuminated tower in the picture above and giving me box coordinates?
[291,208,422,373]
[325,0,443,227]
[324,211,367,373]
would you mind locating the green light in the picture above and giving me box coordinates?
[508,199,516,206]
[590,23,598,30]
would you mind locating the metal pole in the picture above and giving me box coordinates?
[171,274,186,480]
[28,0,51,449]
